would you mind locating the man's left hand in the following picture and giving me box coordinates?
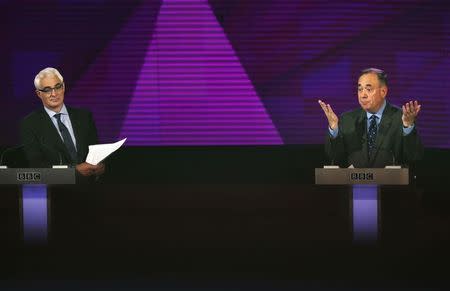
[402,100,421,127]
[76,162,105,177]
[94,162,105,176]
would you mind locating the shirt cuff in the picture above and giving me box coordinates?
[402,124,415,136]
[328,127,339,139]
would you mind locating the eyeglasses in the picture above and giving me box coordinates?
[38,83,64,94]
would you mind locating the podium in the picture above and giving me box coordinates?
[315,167,409,185]
[0,167,76,184]
[0,167,75,244]
[315,167,409,243]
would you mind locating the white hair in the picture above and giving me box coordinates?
[34,67,64,89]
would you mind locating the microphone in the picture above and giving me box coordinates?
[330,136,336,166]
[385,149,401,169]
[0,144,25,169]
[324,128,339,169]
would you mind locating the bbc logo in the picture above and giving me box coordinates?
[17,172,41,182]
[350,172,374,181]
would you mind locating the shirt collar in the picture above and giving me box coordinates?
[366,100,386,120]
[44,104,68,119]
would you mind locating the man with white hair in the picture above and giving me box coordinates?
[21,67,104,179]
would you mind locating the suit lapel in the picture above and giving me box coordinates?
[355,109,369,165]
[369,103,393,165]
[67,107,84,163]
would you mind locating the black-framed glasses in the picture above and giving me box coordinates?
[38,83,64,94]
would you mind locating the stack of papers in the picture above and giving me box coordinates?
[85,138,126,165]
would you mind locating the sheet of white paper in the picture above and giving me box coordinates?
[85,138,126,165]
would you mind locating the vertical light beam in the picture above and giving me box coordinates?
[352,184,379,243]
[119,0,282,145]
[22,184,48,244]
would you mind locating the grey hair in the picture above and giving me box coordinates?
[360,67,388,87]
[34,67,64,89]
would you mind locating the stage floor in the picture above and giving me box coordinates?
[1,183,450,290]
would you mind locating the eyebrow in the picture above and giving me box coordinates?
[357,84,373,87]
[41,83,62,89]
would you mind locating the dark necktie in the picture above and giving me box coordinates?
[54,113,77,164]
[367,115,378,159]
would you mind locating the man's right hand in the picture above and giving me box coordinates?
[318,100,339,130]
[76,162,103,177]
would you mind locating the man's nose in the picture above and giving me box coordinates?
[50,89,56,96]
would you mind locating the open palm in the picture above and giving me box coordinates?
[402,100,421,127]
[318,100,339,130]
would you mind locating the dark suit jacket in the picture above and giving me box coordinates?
[20,106,98,168]
[325,102,424,168]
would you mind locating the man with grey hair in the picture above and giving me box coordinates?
[21,67,104,179]
[318,68,423,168]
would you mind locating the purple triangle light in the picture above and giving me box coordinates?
[119,0,282,145]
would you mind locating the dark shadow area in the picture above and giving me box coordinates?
[1,146,450,290]
[100,145,325,184]
[101,145,450,185]
[0,146,28,168]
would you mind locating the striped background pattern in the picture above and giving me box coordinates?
[118,0,282,145]
[3,0,450,148]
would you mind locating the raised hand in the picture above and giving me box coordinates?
[402,100,421,127]
[318,100,339,130]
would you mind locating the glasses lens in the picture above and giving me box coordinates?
[40,83,63,94]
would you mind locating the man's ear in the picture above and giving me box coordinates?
[381,86,388,98]
[36,90,43,100]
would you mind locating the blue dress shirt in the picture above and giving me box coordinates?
[43,104,78,150]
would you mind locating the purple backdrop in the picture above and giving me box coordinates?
[2,0,449,148]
